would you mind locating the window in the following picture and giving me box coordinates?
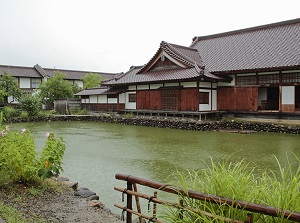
[236,76,256,85]
[282,72,300,83]
[199,92,209,104]
[258,74,279,84]
[31,78,41,88]
[128,93,136,102]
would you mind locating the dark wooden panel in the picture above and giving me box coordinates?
[180,88,198,111]
[217,87,258,111]
[149,90,162,110]
[136,91,149,109]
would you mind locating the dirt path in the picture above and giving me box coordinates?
[0,182,123,223]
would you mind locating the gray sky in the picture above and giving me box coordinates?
[0,0,299,73]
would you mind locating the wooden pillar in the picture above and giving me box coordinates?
[126,181,133,223]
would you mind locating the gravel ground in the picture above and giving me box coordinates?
[0,181,123,223]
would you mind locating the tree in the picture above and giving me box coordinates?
[81,73,105,89]
[19,94,41,117]
[0,72,22,103]
[39,71,74,104]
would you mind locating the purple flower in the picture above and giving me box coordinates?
[21,128,26,134]
[45,132,50,139]
[5,126,9,131]
[1,130,6,137]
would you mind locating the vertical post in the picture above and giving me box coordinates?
[179,199,184,220]
[133,183,142,223]
[246,213,253,223]
[127,181,133,223]
[153,191,157,220]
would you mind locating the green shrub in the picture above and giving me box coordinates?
[2,106,20,121]
[0,123,66,185]
[38,133,66,179]
[19,94,41,117]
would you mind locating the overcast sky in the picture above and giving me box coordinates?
[0,0,299,73]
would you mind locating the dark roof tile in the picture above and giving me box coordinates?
[191,18,300,73]
[0,65,42,78]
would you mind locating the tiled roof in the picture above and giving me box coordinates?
[75,87,110,96]
[103,42,222,86]
[0,65,43,78]
[139,41,203,73]
[103,65,222,86]
[191,18,300,73]
[43,68,115,80]
[75,87,125,96]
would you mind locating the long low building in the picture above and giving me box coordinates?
[0,64,115,103]
[76,18,300,115]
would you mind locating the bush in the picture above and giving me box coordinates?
[19,94,41,117]
[2,106,21,121]
[0,119,66,185]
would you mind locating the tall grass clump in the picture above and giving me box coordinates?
[164,156,300,223]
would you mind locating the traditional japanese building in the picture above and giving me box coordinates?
[77,18,300,115]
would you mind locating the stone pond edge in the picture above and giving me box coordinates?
[7,115,300,134]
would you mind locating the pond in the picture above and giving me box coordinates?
[11,121,300,213]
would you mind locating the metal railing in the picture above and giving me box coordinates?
[114,173,300,223]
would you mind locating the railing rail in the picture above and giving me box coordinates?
[114,173,300,223]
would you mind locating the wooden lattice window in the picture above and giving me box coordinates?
[236,76,256,85]
[282,72,300,83]
[128,93,136,102]
[199,92,209,104]
[258,74,279,84]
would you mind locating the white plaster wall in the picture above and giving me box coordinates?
[150,84,163,89]
[90,95,98,103]
[108,98,117,103]
[98,95,107,103]
[128,85,136,90]
[137,85,149,90]
[212,90,217,110]
[119,93,126,103]
[282,70,300,73]
[199,82,211,88]
[282,86,295,104]
[125,92,136,109]
[258,88,267,106]
[20,77,30,88]
[212,83,217,88]
[181,82,197,88]
[164,83,179,87]
[81,98,89,103]
[199,89,211,111]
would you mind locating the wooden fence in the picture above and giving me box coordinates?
[114,173,300,223]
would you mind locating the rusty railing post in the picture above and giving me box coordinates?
[127,181,133,223]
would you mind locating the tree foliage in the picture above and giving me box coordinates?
[0,72,22,103]
[19,94,41,117]
[81,73,105,89]
[39,71,74,104]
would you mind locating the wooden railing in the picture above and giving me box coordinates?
[114,173,300,223]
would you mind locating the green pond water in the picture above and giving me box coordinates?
[10,121,300,213]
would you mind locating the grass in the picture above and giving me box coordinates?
[163,155,300,223]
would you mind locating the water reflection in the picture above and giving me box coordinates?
[11,121,300,213]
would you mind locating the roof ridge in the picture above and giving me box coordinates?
[34,64,48,77]
[162,41,203,68]
[43,67,116,75]
[191,18,300,46]
[168,42,198,51]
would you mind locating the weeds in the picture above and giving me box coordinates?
[164,156,300,222]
